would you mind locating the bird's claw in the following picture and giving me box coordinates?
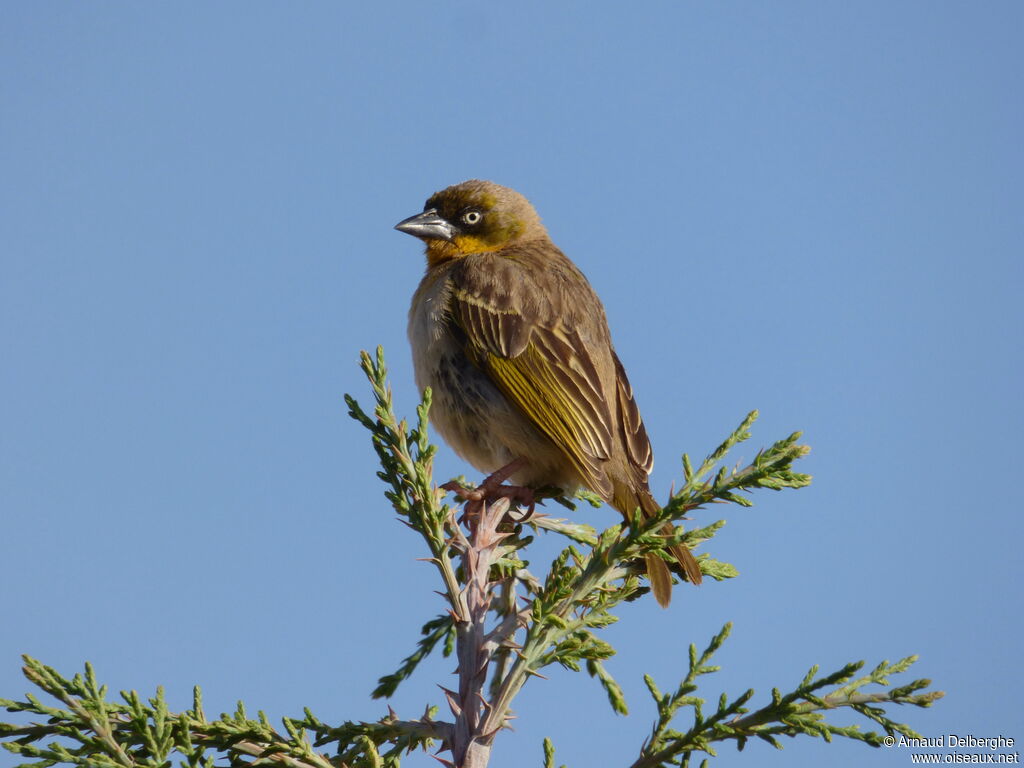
[441,460,537,523]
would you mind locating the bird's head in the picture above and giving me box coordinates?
[395,180,548,265]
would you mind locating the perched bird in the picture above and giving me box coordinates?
[395,180,701,606]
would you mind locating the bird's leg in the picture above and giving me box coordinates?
[478,459,536,518]
[441,458,537,522]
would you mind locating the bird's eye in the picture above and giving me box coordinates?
[461,210,482,226]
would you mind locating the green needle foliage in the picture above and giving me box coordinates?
[0,347,943,768]
[1,655,446,768]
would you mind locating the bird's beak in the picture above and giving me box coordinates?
[394,209,457,242]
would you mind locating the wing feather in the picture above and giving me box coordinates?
[613,352,654,475]
[449,254,614,495]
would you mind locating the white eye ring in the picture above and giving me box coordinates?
[462,210,482,226]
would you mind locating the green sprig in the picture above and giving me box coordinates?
[2,347,942,768]
[630,626,944,767]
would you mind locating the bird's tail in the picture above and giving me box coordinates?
[614,481,703,608]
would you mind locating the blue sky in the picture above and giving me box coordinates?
[2,3,1021,767]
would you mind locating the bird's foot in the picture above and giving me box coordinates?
[441,459,537,522]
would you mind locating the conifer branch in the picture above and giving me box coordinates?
[0,656,448,767]
[0,347,942,768]
[628,626,943,768]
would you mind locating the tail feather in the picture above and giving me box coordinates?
[612,480,703,607]
[668,542,704,586]
[645,552,673,608]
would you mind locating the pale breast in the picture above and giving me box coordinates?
[407,270,577,489]
[408,271,454,392]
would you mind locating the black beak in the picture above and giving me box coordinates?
[394,209,457,242]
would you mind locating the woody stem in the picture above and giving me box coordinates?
[449,496,508,768]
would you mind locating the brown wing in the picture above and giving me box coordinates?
[448,249,616,497]
[613,351,654,476]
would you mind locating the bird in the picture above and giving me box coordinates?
[395,180,701,606]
